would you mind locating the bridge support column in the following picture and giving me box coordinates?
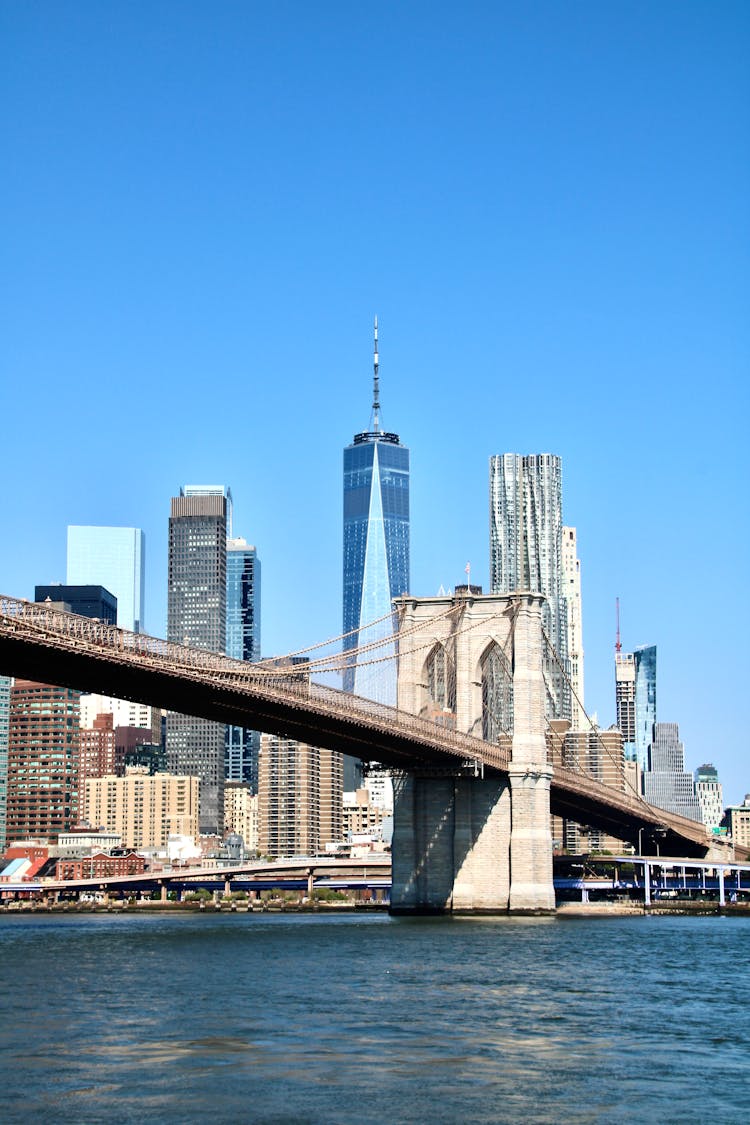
[507,765,555,913]
[390,773,511,914]
[506,595,555,914]
[307,869,315,898]
[160,881,168,904]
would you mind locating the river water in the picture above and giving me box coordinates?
[0,912,747,1123]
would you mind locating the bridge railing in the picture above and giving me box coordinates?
[0,596,720,848]
[0,595,510,771]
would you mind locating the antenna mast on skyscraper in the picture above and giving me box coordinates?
[615,597,622,653]
[372,315,380,433]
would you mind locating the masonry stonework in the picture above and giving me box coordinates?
[391,591,554,914]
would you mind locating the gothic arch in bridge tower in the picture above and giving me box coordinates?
[423,641,456,729]
[478,639,514,746]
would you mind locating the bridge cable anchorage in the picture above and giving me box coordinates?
[540,624,651,809]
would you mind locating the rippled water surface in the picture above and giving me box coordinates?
[0,912,748,1123]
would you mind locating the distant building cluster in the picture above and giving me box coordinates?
[0,319,745,892]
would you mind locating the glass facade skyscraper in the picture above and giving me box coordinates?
[634,644,657,775]
[226,538,261,788]
[489,453,570,720]
[167,486,228,835]
[67,526,145,632]
[343,326,409,706]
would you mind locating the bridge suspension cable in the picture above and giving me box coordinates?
[540,625,648,809]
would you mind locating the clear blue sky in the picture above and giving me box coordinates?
[2,2,748,802]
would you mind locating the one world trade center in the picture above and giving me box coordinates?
[343,318,410,708]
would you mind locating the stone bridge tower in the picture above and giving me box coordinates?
[390,589,554,913]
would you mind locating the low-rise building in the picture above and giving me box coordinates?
[57,826,123,853]
[55,851,146,880]
[343,788,388,840]
[723,795,750,849]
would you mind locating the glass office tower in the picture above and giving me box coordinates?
[634,644,657,775]
[167,486,228,835]
[343,325,409,706]
[489,453,570,720]
[67,526,145,632]
[226,538,261,788]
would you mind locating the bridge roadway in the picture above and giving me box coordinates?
[7,855,749,902]
[11,856,392,897]
[0,596,735,860]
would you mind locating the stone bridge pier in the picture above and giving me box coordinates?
[390,591,555,914]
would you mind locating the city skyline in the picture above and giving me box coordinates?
[1,5,747,804]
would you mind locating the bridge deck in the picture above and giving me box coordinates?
[0,596,735,860]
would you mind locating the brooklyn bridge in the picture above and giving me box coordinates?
[0,592,735,914]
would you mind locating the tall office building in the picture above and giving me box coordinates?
[548,721,627,853]
[258,733,343,858]
[615,652,637,760]
[167,486,228,835]
[224,782,259,852]
[489,453,569,719]
[6,681,80,841]
[616,643,657,783]
[343,319,410,706]
[78,712,117,809]
[694,764,724,832]
[633,645,657,775]
[0,676,10,850]
[561,526,585,729]
[67,526,145,632]
[226,538,261,788]
[7,587,118,843]
[642,722,701,821]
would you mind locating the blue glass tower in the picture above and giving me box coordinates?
[226,538,261,788]
[67,526,145,632]
[634,644,657,775]
[343,319,409,706]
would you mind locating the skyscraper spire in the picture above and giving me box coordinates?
[372,314,380,433]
